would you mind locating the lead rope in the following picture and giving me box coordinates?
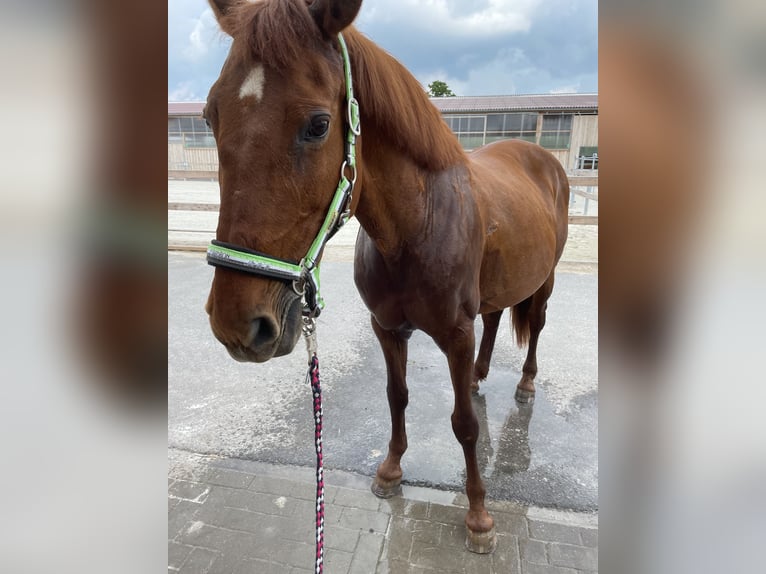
[302,316,324,574]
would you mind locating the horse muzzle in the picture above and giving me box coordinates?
[207,282,304,363]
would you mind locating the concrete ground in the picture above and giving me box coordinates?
[168,180,598,573]
[169,449,597,574]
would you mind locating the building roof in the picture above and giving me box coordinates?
[168,93,598,117]
[168,102,205,116]
[429,93,598,113]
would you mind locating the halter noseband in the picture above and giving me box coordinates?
[206,33,360,318]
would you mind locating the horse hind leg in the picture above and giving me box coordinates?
[512,274,555,404]
[370,317,411,499]
[472,310,503,392]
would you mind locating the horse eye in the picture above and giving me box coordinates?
[305,115,330,140]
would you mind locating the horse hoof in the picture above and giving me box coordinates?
[371,476,402,499]
[515,387,535,404]
[465,525,497,554]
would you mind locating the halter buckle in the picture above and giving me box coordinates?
[348,97,361,136]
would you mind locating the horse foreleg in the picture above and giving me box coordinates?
[472,310,503,392]
[515,274,555,404]
[370,317,411,499]
[445,321,497,554]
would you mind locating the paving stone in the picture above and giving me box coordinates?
[410,539,466,571]
[195,504,289,538]
[270,540,314,570]
[168,541,194,569]
[325,525,361,553]
[491,534,521,573]
[169,480,212,504]
[178,547,218,574]
[203,485,240,508]
[547,542,598,571]
[385,516,414,561]
[427,503,466,527]
[376,559,411,574]
[340,506,391,534]
[492,510,529,537]
[519,538,548,565]
[411,521,442,546]
[169,501,202,541]
[522,561,580,574]
[580,527,598,547]
[437,523,466,549]
[325,548,354,574]
[381,497,429,520]
[204,468,255,489]
[232,557,291,574]
[178,522,270,561]
[463,549,495,574]
[334,486,383,511]
[248,473,338,503]
[348,532,385,574]
[527,519,582,545]
[225,489,296,518]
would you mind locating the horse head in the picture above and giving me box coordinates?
[204,0,362,362]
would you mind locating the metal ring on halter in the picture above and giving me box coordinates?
[340,160,357,187]
[292,277,306,297]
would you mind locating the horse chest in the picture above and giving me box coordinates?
[355,246,477,333]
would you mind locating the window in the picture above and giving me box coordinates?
[168,117,182,143]
[485,113,537,144]
[168,114,217,148]
[444,115,486,150]
[184,133,217,148]
[576,146,598,170]
[539,114,572,149]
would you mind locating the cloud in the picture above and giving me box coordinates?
[182,11,213,61]
[169,0,232,102]
[356,0,597,95]
[168,0,597,100]
[168,81,199,102]
[358,0,540,36]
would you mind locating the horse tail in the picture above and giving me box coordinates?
[511,296,533,348]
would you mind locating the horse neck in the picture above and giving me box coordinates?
[344,29,467,255]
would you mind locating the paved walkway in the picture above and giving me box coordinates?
[169,449,597,574]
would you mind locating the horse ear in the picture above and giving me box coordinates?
[208,0,241,36]
[308,0,362,39]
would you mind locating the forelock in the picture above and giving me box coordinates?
[225,0,325,69]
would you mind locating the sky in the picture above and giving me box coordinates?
[168,0,598,101]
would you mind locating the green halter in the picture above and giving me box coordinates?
[206,33,360,318]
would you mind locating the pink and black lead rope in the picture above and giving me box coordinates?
[307,354,325,574]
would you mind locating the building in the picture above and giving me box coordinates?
[168,93,597,179]
[431,93,598,171]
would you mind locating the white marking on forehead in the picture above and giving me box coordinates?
[239,65,265,102]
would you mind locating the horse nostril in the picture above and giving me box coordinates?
[250,317,278,348]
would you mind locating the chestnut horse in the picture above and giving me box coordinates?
[204,0,568,553]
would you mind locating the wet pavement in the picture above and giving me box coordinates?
[169,253,597,512]
[169,448,598,574]
[168,175,598,571]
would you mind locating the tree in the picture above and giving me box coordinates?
[428,80,456,97]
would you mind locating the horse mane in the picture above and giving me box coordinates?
[344,28,467,172]
[224,0,323,70]
[225,1,466,172]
